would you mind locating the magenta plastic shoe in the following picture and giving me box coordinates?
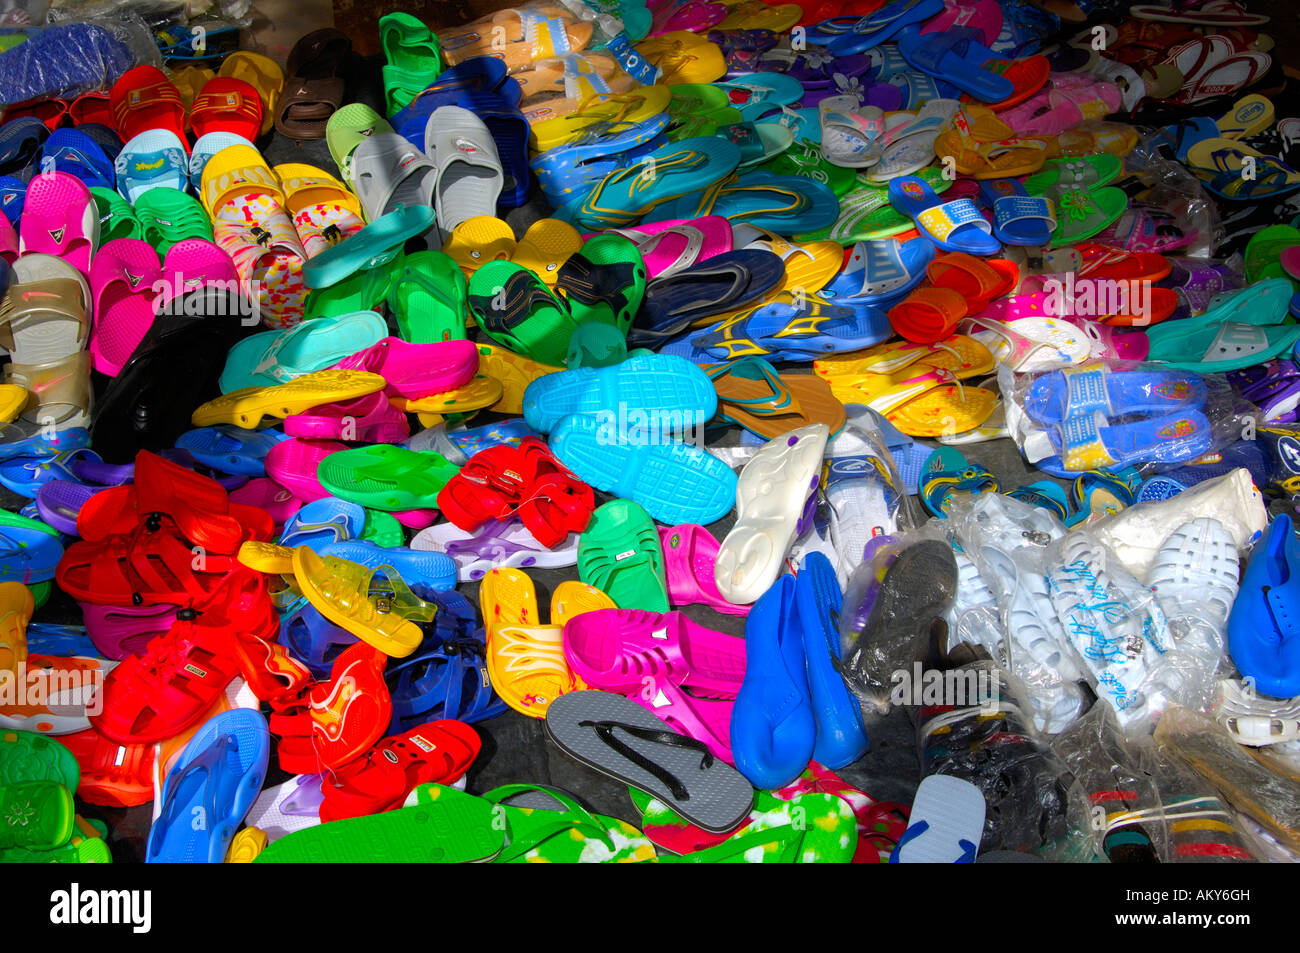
[658,523,751,616]
[282,391,411,443]
[229,477,302,528]
[334,337,478,400]
[264,437,346,504]
[82,600,181,659]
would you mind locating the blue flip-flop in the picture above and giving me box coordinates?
[303,205,437,289]
[562,136,742,229]
[979,178,1057,246]
[1228,513,1300,698]
[40,128,116,190]
[145,708,270,864]
[1006,480,1071,521]
[389,56,514,132]
[888,174,1001,255]
[280,596,359,680]
[797,552,868,769]
[0,426,90,463]
[522,352,718,434]
[0,510,63,584]
[532,115,671,203]
[0,448,92,499]
[647,170,839,234]
[664,294,892,361]
[175,426,292,476]
[279,496,367,550]
[1030,409,1215,479]
[114,128,189,203]
[897,25,1015,103]
[715,72,806,122]
[820,235,935,302]
[318,540,459,592]
[729,573,817,789]
[827,0,946,55]
[24,622,99,658]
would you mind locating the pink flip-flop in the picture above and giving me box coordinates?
[229,477,302,528]
[88,238,164,376]
[334,337,479,399]
[18,172,99,274]
[920,0,1003,46]
[0,216,17,266]
[81,601,180,660]
[658,523,750,615]
[1001,80,1121,137]
[1093,206,1197,255]
[563,607,747,696]
[264,437,346,503]
[649,0,728,36]
[606,216,734,279]
[283,391,411,443]
[156,238,240,311]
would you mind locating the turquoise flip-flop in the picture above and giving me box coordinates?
[302,205,436,289]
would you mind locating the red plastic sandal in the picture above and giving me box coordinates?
[58,728,156,808]
[319,720,480,822]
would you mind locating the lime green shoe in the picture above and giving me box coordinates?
[361,509,404,547]
[317,444,461,511]
[555,234,645,336]
[0,780,74,850]
[135,188,214,257]
[90,187,142,243]
[388,250,468,343]
[577,499,669,612]
[468,261,582,366]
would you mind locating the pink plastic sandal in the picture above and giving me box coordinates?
[334,337,479,399]
[82,601,181,660]
[88,239,164,376]
[0,216,17,266]
[156,238,240,312]
[17,172,99,274]
[607,216,733,279]
[229,477,302,528]
[920,0,1003,45]
[562,607,747,696]
[1093,206,1197,254]
[283,391,411,443]
[264,437,347,503]
[658,523,750,615]
[1001,80,1121,137]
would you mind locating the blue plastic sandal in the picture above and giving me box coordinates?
[889,175,1001,255]
[1228,514,1300,698]
[319,540,458,592]
[175,426,292,476]
[797,552,868,769]
[279,497,367,550]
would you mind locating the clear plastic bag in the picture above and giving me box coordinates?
[1119,129,1223,257]
[0,14,158,104]
[1004,360,1247,476]
[915,659,1094,861]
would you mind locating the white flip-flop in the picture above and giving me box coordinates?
[891,775,987,863]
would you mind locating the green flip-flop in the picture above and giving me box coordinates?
[0,731,79,789]
[317,444,461,511]
[1046,183,1128,248]
[577,499,669,612]
[134,188,214,257]
[484,784,658,863]
[555,234,646,336]
[255,783,505,863]
[388,249,468,343]
[468,260,581,365]
[1024,154,1124,195]
[90,187,142,243]
[758,137,858,197]
[797,167,951,242]
[646,791,859,863]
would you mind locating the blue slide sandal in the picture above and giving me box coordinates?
[319,539,459,592]
[281,598,359,680]
[1023,365,1207,426]
[0,510,63,584]
[279,496,367,550]
[175,425,292,476]
[889,175,1001,255]
[1031,408,1214,478]
[145,708,270,863]
[521,353,718,434]
[827,0,946,55]
[897,25,1015,103]
[549,413,737,525]
[729,574,817,789]
[820,236,935,303]
[797,552,868,769]
[1228,513,1300,699]
[979,179,1057,247]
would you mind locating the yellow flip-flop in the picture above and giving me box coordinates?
[820,336,994,411]
[718,0,802,31]
[887,382,999,437]
[637,31,726,85]
[476,344,563,415]
[479,566,542,634]
[443,216,516,278]
[815,338,951,378]
[0,384,29,424]
[529,86,674,152]
[273,163,364,220]
[511,218,584,285]
[395,374,504,414]
[219,51,285,136]
[192,369,386,427]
